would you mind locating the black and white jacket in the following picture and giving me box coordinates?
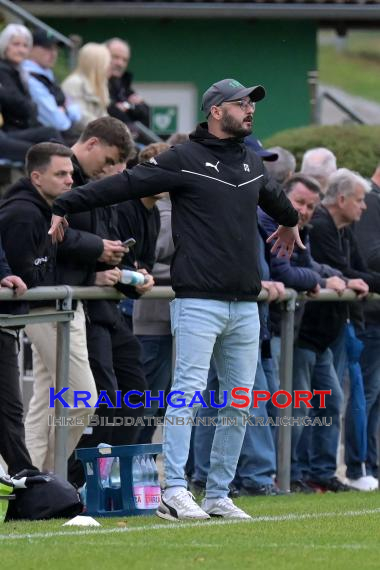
[53,123,298,301]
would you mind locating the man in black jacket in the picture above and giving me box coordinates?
[0,239,33,475]
[49,78,301,520]
[106,38,150,129]
[297,168,380,492]
[352,164,380,490]
[0,142,98,472]
[64,118,154,488]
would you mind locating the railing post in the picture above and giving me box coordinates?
[277,291,296,493]
[54,287,73,477]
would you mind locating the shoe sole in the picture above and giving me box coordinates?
[156,506,211,522]
[208,514,252,519]
[156,508,180,522]
[205,511,252,520]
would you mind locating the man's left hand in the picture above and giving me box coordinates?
[261,280,286,302]
[266,225,305,258]
[48,215,68,244]
[0,275,27,296]
[135,269,154,294]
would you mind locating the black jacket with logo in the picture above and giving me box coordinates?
[0,178,57,289]
[0,175,102,292]
[53,123,298,301]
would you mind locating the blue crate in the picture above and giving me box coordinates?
[75,443,162,517]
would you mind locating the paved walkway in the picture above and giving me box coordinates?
[319,84,380,125]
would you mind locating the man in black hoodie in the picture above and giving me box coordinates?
[63,118,155,489]
[0,239,33,475]
[49,78,301,520]
[0,142,98,472]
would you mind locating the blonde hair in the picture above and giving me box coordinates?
[0,23,32,60]
[73,42,110,107]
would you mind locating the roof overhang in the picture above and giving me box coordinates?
[17,2,380,21]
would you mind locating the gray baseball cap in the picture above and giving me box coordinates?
[201,78,266,116]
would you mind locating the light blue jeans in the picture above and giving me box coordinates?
[164,298,260,499]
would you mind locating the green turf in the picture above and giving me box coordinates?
[1,492,379,570]
[318,45,380,104]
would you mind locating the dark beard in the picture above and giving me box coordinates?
[220,110,251,138]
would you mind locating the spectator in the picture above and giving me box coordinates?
[352,162,380,491]
[264,146,296,185]
[126,142,172,444]
[62,43,110,128]
[244,135,278,162]
[23,29,82,143]
[301,168,380,491]
[0,240,34,475]
[301,147,337,193]
[0,24,62,147]
[118,142,168,328]
[259,173,348,493]
[106,37,150,128]
[0,142,98,471]
[62,118,154,487]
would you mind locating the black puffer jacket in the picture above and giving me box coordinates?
[53,123,298,301]
[0,59,37,130]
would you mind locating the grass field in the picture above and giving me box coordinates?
[319,31,380,103]
[1,492,379,570]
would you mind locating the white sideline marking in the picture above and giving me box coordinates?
[0,508,379,542]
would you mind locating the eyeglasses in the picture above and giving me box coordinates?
[223,99,256,112]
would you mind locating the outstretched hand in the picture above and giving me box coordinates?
[48,215,68,244]
[266,225,305,258]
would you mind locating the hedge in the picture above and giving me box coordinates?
[264,124,380,178]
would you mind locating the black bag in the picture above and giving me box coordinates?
[5,469,83,521]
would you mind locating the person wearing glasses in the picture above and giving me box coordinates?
[49,77,302,521]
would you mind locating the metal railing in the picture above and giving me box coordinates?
[1,285,379,490]
[0,0,75,48]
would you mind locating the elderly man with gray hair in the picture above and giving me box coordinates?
[301,147,337,193]
[265,146,296,186]
[295,168,380,492]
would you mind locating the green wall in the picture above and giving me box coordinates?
[47,17,317,138]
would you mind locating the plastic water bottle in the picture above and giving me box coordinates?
[132,456,146,509]
[109,457,121,489]
[120,269,146,286]
[143,455,155,509]
[79,483,87,509]
[148,456,161,509]
[98,443,113,488]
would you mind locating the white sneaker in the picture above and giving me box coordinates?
[366,476,379,489]
[201,497,252,519]
[156,489,210,521]
[346,475,378,491]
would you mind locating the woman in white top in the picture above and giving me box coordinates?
[62,42,111,128]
